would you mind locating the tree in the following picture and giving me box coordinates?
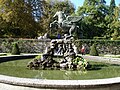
[76,0,108,38]
[24,0,45,21]
[105,5,120,39]
[109,0,116,17]
[0,0,42,38]
[39,0,75,36]
[111,29,119,40]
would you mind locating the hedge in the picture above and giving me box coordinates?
[75,39,120,55]
[0,38,119,55]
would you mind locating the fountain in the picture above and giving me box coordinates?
[27,38,89,70]
[27,11,89,70]
[0,10,120,90]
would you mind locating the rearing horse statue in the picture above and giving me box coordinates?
[50,10,66,29]
[50,10,83,37]
[53,11,66,27]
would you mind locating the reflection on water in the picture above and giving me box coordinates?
[63,70,87,80]
[34,71,46,79]
[33,70,88,80]
[32,70,120,90]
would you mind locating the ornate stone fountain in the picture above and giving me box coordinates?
[27,11,89,70]
[0,10,120,90]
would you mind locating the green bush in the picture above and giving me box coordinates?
[11,42,20,55]
[35,55,41,60]
[0,38,119,54]
[111,30,119,40]
[89,44,99,56]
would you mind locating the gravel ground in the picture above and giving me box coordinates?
[0,83,44,90]
[82,55,120,65]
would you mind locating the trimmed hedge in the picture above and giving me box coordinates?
[75,39,120,55]
[89,44,99,56]
[0,38,120,55]
[0,38,50,53]
[11,42,20,55]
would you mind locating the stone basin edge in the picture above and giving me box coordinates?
[0,75,120,89]
[0,54,120,89]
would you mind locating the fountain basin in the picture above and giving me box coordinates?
[0,75,120,89]
[0,54,120,89]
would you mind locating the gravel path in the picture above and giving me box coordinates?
[0,83,43,90]
[82,55,120,65]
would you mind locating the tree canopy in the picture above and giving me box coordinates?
[0,0,119,39]
[0,0,43,38]
[76,0,120,39]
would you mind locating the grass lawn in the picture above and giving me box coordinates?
[0,58,120,80]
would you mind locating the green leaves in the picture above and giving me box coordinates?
[0,0,119,39]
[11,42,20,55]
[90,44,99,56]
[40,0,75,36]
[76,0,120,39]
[0,0,43,38]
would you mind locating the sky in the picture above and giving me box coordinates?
[70,0,120,10]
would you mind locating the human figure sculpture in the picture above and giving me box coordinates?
[57,44,64,55]
[72,44,78,55]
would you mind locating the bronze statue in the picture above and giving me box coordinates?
[50,11,83,37]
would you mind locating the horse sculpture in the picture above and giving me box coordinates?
[50,11,83,37]
[50,10,66,29]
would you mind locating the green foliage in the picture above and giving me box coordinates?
[35,55,41,60]
[76,0,109,38]
[11,42,20,55]
[0,0,42,38]
[73,57,88,68]
[111,29,119,40]
[90,44,99,56]
[117,36,120,40]
[93,36,106,40]
[0,38,119,54]
[40,0,75,35]
[109,0,116,16]
[75,0,120,39]
[0,0,119,39]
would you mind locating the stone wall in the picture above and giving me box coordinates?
[0,38,119,55]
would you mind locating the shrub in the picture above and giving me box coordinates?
[111,30,119,40]
[35,55,41,60]
[11,42,20,55]
[89,44,99,56]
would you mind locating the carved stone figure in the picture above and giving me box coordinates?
[27,11,90,70]
[50,10,66,29]
[50,11,83,37]
[53,11,66,27]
